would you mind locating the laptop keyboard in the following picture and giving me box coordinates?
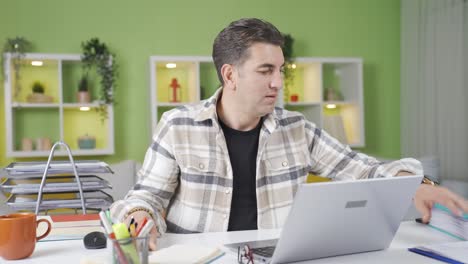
[252,246,276,257]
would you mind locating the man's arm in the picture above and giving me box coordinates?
[306,123,422,180]
[109,112,179,249]
[414,181,468,223]
[305,122,468,221]
[395,170,468,223]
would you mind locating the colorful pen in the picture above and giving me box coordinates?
[136,217,148,236]
[137,219,154,238]
[99,211,113,235]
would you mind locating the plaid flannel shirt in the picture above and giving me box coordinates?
[110,88,423,234]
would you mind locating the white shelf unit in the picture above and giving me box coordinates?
[149,56,364,147]
[3,53,115,157]
[282,57,365,147]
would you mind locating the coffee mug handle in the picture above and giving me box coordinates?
[36,219,52,241]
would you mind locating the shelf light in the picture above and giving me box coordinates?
[80,106,91,111]
[31,61,43,66]
[326,104,337,109]
[166,63,177,69]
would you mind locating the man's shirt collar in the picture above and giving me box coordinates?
[193,87,279,133]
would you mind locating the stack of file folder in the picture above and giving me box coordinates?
[428,203,468,241]
[1,160,114,213]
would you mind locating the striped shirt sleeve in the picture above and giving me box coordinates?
[110,112,179,234]
[306,121,423,180]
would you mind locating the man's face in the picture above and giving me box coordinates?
[232,42,284,117]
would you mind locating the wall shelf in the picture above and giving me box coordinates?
[3,53,115,157]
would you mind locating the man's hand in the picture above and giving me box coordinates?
[125,211,159,251]
[414,184,468,223]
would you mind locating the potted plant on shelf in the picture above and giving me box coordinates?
[77,75,91,103]
[2,37,32,99]
[27,81,53,103]
[281,34,295,103]
[81,38,117,120]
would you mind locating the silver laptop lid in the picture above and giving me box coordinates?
[271,175,422,264]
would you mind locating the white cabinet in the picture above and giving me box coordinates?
[149,56,364,147]
[3,53,115,157]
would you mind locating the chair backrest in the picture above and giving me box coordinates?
[0,190,14,215]
[96,160,142,201]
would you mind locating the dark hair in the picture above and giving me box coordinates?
[212,18,284,85]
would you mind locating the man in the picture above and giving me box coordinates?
[111,18,468,250]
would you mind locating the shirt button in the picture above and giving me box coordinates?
[223,214,228,219]
[282,161,288,167]
[199,163,205,169]
[225,189,231,194]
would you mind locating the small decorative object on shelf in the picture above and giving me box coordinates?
[2,36,32,99]
[169,78,181,102]
[323,115,347,144]
[36,137,52,151]
[77,74,91,103]
[78,134,96,149]
[290,94,299,102]
[324,88,343,101]
[27,81,53,103]
[21,138,33,151]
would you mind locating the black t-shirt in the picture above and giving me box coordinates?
[219,118,262,231]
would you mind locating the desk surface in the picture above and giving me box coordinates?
[4,221,459,264]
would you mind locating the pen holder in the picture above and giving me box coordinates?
[110,235,149,264]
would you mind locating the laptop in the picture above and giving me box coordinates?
[225,175,423,263]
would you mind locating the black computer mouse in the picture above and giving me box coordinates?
[83,231,107,249]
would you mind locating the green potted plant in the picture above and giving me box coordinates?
[32,81,45,94]
[2,37,32,99]
[81,38,117,119]
[281,34,295,103]
[27,81,53,103]
[77,75,91,103]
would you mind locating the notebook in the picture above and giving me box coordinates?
[225,175,422,263]
[37,214,102,241]
[149,244,224,264]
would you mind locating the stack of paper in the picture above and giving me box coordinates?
[149,244,224,264]
[428,203,468,240]
[4,160,113,177]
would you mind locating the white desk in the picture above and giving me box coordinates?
[4,221,459,264]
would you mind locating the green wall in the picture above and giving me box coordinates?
[0,0,402,165]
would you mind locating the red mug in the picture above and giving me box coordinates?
[0,213,51,260]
